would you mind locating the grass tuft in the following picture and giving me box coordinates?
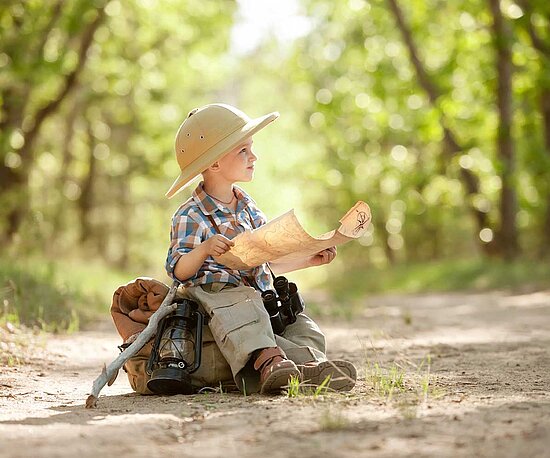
[367,362,406,400]
[362,341,445,409]
[285,374,332,398]
[0,322,46,366]
[318,408,349,431]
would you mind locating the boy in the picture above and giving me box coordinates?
[164,103,356,394]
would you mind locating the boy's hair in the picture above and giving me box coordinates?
[165,104,278,199]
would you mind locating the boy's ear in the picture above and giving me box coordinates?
[209,161,220,171]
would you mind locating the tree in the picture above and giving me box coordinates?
[386,0,491,251]
[0,1,107,244]
[0,0,238,270]
[517,0,550,256]
[488,0,519,258]
[279,0,539,264]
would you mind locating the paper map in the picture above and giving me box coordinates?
[215,201,371,270]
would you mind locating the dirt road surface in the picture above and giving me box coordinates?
[1,289,549,457]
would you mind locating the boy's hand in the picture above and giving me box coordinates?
[308,246,337,267]
[201,234,235,257]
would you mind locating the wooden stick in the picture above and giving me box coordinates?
[85,282,179,408]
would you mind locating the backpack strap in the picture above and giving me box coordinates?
[243,207,276,281]
[205,209,276,287]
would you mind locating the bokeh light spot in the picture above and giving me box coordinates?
[479,228,493,243]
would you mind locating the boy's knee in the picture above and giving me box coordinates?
[282,314,326,354]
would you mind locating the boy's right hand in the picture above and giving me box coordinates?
[200,234,235,257]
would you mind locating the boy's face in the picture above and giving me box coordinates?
[211,138,257,183]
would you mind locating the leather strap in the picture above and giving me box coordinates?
[205,207,276,287]
[205,213,221,233]
[204,206,258,232]
[253,346,286,370]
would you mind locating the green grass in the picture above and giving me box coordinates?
[0,256,137,332]
[362,351,446,419]
[0,322,47,366]
[302,258,550,319]
[328,258,550,299]
[285,373,332,398]
[367,362,406,400]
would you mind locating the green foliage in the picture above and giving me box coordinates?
[0,256,131,332]
[1,0,238,269]
[277,0,550,265]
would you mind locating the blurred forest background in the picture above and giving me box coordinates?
[2,0,550,331]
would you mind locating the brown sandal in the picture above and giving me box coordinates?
[254,347,301,394]
[298,360,357,392]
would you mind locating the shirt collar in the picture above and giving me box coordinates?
[233,185,254,214]
[192,182,254,216]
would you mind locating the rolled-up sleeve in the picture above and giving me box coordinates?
[165,210,206,279]
[249,205,267,228]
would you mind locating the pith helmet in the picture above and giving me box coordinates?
[165,103,279,198]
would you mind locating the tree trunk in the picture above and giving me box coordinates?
[116,180,131,270]
[78,123,99,243]
[540,87,550,256]
[50,100,80,249]
[489,0,519,259]
[374,210,396,265]
[517,0,550,256]
[0,167,29,245]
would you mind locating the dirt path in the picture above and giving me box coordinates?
[1,289,549,458]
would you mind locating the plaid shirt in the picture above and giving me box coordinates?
[165,182,273,291]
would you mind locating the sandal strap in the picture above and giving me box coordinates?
[253,346,287,371]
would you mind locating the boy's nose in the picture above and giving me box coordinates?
[249,150,257,162]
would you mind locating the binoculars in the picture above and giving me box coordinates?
[261,276,305,335]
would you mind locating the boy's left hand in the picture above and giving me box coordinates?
[308,246,337,267]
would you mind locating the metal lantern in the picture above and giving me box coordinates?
[146,299,204,395]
